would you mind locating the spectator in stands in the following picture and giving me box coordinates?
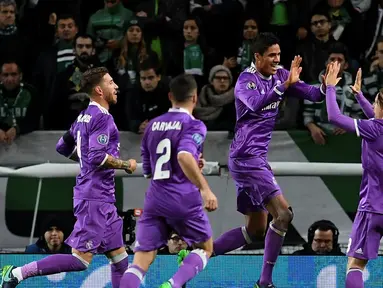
[362,37,383,102]
[0,61,37,144]
[158,232,188,255]
[109,19,158,92]
[303,42,361,145]
[362,0,383,63]
[235,17,258,72]
[293,220,344,255]
[124,58,170,133]
[194,65,235,131]
[87,0,133,64]
[50,34,100,130]
[33,13,78,130]
[296,10,336,84]
[25,214,71,254]
[0,0,27,76]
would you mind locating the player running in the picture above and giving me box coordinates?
[325,62,383,288]
[0,67,137,288]
[119,74,218,288]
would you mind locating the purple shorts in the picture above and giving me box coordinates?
[134,209,212,252]
[65,199,124,254]
[347,210,383,260]
[229,157,281,215]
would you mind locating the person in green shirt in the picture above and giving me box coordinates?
[87,0,134,64]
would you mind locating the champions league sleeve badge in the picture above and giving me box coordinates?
[246,81,256,90]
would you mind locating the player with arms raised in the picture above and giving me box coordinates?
[325,62,383,288]
[119,74,218,288]
[0,67,137,288]
[204,32,328,288]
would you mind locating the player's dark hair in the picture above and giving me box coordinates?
[73,33,95,48]
[169,74,197,103]
[251,32,280,56]
[328,42,349,62]
[81,67,109,95]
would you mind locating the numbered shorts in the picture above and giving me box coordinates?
[229,158,281,214]
[134,210,212,252]
[65,199,124,254]
[347,211,383,260]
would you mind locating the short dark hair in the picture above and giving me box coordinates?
[251,32,280,56]
[310,9,331,22]
[139,58,161,75]
[169,74,197,103]
[56,13,77,26]
[74,33,95,48]
[328,42,349,62]
[81,67,109,95]
[377,36,383,46]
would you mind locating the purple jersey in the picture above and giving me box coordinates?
[354,118,383,213]
[56,102,120,203]
[141,107,206,217]
[230,63,325,160]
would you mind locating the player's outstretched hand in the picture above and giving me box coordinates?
[201,189,218,212]
[325,62,342,86]
[350,68,362,94]
[125,159,137,174]
[287,55,303,85]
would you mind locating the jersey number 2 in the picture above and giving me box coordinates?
[153,138,171,180]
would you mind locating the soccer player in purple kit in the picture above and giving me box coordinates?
[0,67,137,288]
[325,62,383,288]
[119,74,218,288]
[204,32,328,288]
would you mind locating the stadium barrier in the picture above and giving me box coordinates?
[0,254,378,287]
[0,162,362,245]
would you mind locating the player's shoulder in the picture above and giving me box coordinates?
[275,66,289,78]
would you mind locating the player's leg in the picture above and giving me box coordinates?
[213,187,268,256]
[257,193,293,287]
[345,211,382,288]
[119,213,169,288]
[102,204,129,288]
[161,211,213,288]
[0,200,102,287]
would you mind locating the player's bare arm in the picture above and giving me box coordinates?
[103,155,137,174]
[177,152,218,212]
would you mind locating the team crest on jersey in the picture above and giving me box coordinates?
[97,134,109,145]
[246,81,256,90]
[192,133,203,145]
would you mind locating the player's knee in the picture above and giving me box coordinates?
[72,253,90,271]
[243,226,266,242]
[275,207,293,228]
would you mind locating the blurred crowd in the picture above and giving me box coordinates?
[0,0,382,145]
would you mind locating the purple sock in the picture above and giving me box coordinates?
[259,222,285,285]
[213,227,249,256]
[111,257,129,288]
[21,254,87,279]
[346,269,364,288]
[119,264,146,288]
[170,249,208,288]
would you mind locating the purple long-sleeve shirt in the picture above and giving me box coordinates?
[229,64,325,160]
[326,85,383,213]
[56,101,120,203]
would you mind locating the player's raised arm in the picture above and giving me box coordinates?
[177,124,218,212]
[351,68,375,119]
[89,113,136,173]
[325,62,356,133]
[286,55,326,102]
[235,71,286,112]
[56,127,78,162]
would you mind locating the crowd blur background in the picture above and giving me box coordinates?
[0,0,381,256]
